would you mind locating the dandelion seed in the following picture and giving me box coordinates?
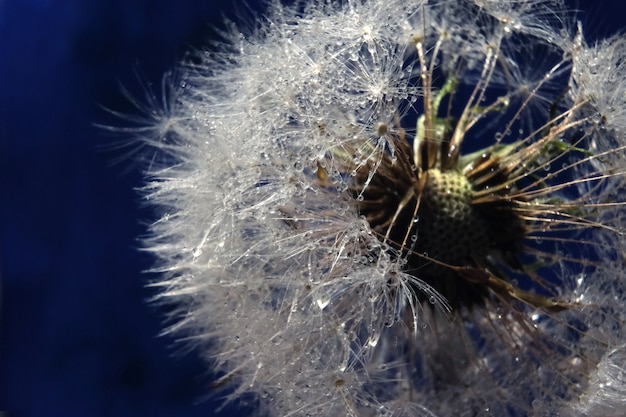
[133,0,626,416]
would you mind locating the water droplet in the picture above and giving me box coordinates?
[316,298,330,310]
[367,333,380,347]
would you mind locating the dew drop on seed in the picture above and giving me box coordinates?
[316,298,330,310]
[429,296,437,304]
[368,333,380,347]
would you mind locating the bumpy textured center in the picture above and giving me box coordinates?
[418,169,491,266]
[353,146,526,307]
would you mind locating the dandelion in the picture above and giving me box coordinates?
[135,0,626,415]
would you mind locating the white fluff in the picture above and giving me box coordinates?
[134,1,626,415]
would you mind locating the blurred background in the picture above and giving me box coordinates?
[1,0,624,416]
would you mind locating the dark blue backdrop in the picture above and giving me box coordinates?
[1,0,624,416]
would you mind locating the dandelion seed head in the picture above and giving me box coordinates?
[132,0,626,415]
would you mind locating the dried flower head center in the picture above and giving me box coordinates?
[353,142,528,308]
[420,168,491,265]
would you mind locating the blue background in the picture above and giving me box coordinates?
[1,0,624,416]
